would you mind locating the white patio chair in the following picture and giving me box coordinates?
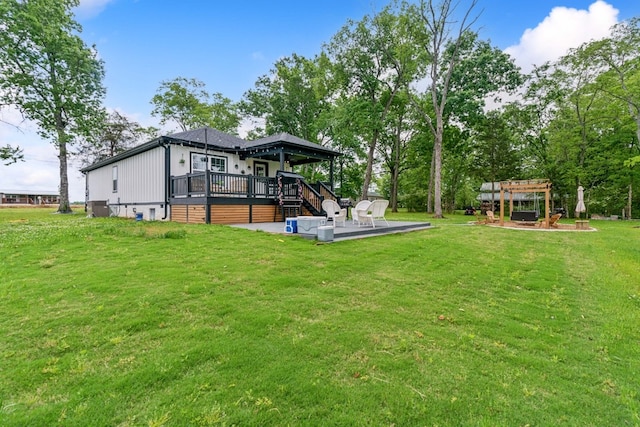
[356,199,389,228]
[352,200,372,225]
[352,199,371,225]
[321,199,347,228]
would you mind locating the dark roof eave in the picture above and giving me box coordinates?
[246,142,340,157]
[80,137,166,172]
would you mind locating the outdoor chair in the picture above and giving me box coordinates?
[538,213,562,228]
[321,199,347,228]
[356,199,389,228]
[485,210,498,224]
[351,200,372,225]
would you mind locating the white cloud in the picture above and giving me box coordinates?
[74,0,116,20]
[505,1,619,73]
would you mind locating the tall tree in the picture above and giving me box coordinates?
[469,110,522,189]
[409,0,480,218]
[326,3,422,201]
[581,18,640,218]
[378,90,414,211]
[151,77,240,134]
[0,0,106,213]
[407,27,523,214]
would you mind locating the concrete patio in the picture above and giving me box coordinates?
[231,218,433,242]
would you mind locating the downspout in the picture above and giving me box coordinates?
[83,170,88,213]
[160,137,170,220]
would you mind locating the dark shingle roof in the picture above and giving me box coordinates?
[248,132,339,155]
[167,128,248,149]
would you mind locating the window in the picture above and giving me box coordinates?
[191,154,207,172]
[112,166,118,192]
[209,156,226,173]
[191,153,227,173]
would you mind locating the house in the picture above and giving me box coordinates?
[81,127,342,224]
[477,182,537,212]
[0,190,60,205]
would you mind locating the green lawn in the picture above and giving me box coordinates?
[1,207,639,426]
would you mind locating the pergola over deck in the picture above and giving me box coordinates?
[499,179,552,228]
[243,133,339,190]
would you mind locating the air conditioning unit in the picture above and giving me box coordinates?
[89,200,109,217]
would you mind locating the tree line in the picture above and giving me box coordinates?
[1,0,639,218]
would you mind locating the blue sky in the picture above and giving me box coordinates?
[2,0,640,202]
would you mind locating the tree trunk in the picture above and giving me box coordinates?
[391,124,402,212]
[391,166,399,212]
[427,154,434,213]
[360,132,378,201]
[628,182,633,219]
[433,122,443,218]
[57,139,72,213]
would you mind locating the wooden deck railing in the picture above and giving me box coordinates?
[171,172,338,217]
[301,181,323,214]
[317,181,337,203]
[171,172,277,199]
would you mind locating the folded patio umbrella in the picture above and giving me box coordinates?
[575,185,586,217]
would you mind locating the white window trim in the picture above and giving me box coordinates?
[191,153,227,173]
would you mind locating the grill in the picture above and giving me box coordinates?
[338,198,352,208]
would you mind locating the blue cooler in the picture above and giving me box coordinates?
[284,217,298,233]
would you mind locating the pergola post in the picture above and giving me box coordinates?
[499,188,505,225]
[544,187,550,229]
[509,192,514,220]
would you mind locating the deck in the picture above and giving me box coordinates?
[170,171,347,224]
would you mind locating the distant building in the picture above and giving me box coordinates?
[367,191,385,201]
[477,182,538,213]
[0,190,60,205]
[477,182,536,203]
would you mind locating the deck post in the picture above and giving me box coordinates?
[205,170,211,224]
[329,159,334,191]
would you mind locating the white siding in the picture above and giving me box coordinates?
[86,146,166,220]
